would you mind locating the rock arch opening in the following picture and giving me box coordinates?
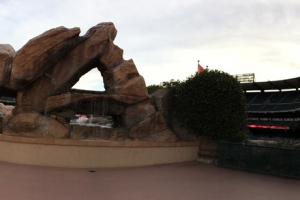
[72,68,105,92]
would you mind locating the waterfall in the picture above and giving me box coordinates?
[102,98,107,118]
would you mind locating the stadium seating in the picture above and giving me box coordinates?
[242,77,300,131]
[245,91,300,112]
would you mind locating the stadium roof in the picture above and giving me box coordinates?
[241,77,300,92]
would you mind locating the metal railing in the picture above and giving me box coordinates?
[218,141,300,178]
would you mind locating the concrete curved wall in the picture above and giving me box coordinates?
[0,135,200,168]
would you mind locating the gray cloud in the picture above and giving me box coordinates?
[1,0,300,90]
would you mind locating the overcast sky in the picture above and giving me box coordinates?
[1,0,300,91]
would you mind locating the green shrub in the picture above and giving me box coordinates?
[174,69,248,142]
[147,79,182,95]
[147,84,163,94]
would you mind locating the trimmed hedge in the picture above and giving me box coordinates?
[174,70,248,142]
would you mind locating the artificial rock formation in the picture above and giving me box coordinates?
[3,112,69,138]
[0,44,15,96]
[0,22,177,141]
[149,88,196,141]
[0,103,14,133]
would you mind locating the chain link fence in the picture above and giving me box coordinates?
[218,141,300,178]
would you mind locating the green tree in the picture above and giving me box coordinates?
[147,84,163,94]
[175,69,248,142]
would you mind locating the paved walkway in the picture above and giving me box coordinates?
[0,161,299,200]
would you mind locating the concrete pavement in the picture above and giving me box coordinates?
[0,161,299,200]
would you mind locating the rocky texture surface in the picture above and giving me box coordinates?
[0,22,178,142]
[0,44,15,80]
[0,103,13,117]
[3,113,69,138]
[0,44,15,96]
[0,103,14,133]
[70,125,129,140]
[9,27,81,91]
[149,88,171,119]
[122,100,156,128]
[43,93,145,114]
[198,137,218,158]
[129,111,177,141]
[150,88,196,141]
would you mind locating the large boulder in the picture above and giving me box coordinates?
[3,113,68,138]
[9,27,81,90]
[0,103,13,117]
[129,115,152,139]
[103,59,148,97]
[3,112,41,134]
[0,103,14,133]
[0,44,15,92]
[129,112,178,141]
[98,42,148,99]
[35,115,69,138]
[0,103,14,120]
[150,88,196,141]
[169,115,197,141]
[149,88,172,122]
[121,100,156,128]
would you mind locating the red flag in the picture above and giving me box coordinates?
[198,63,204,73]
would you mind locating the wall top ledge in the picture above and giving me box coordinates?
[0,135,200,148]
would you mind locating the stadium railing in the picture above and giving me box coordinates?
[218,141,300,179]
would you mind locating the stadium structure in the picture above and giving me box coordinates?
[1,75,300,136]
[241,75,300,136]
